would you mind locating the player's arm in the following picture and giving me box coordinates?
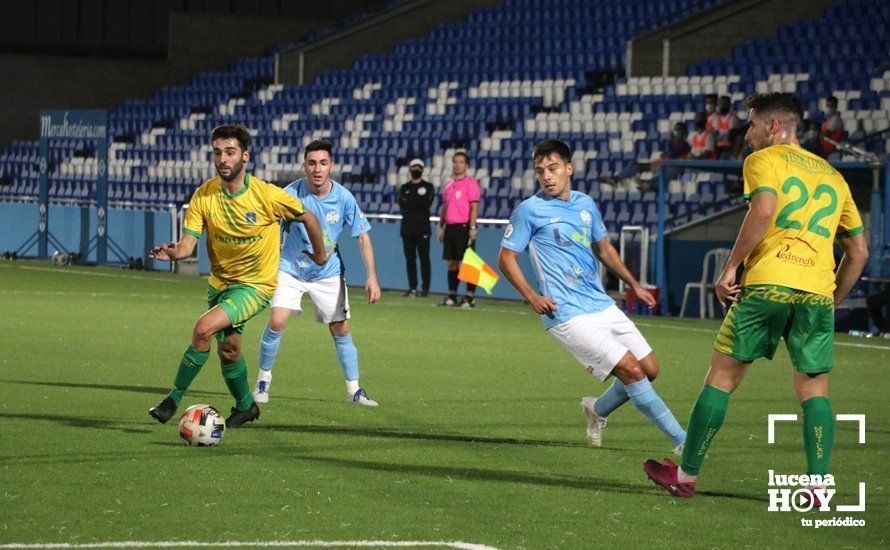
[834,234,868,305]
[356,233,381,304]
[468,201,479,244]
[498,247,556,315]
[592,237,656,308]
[149,233,198,262]
[716,191,777,306]
[295,210,330,266]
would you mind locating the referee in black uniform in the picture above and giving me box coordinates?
[398,159,434,296]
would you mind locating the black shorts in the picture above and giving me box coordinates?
[443,223,470,260]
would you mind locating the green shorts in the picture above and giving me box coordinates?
[714,285,835,373]
[207,284,270,342]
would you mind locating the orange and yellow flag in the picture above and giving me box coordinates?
[458,247,500,294]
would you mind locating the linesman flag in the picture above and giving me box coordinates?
[458,247,500,294]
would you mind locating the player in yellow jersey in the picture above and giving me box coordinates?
[645,93,869,498]
[148,124,327,428]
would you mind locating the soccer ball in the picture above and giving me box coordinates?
[178,404,225,446]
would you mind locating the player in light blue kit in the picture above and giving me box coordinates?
[498,140,686,451]
[254,140,381,406]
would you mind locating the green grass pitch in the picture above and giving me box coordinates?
[0,260,887,548]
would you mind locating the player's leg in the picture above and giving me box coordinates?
[787,292,835,478]
[588,310,661,420]
[678,350,751,477]
[312,276,378,406]
[551,312,683,446]
[611,354,687,447]
[217,331,259,427]
[212,284,269,426]
[149,301,233,423]
[255,272,304,402]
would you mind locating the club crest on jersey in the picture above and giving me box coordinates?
[580,210,592,224]
[456,190,462,199]
[418,187,427,195]
[326,211,341,225]
[244,211,257,225]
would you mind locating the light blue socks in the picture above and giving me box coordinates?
[333,333,360,381]
[625,377,687,446]
[258,325,283,372]
[593,379,630,417]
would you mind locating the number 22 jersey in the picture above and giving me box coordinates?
[741,143,863,297]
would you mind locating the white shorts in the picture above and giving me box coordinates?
[548,305,653,381]
[270,271,350,324]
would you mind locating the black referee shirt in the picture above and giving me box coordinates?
[398,179,434,235]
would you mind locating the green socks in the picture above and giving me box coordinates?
[802,396,834,476]
[221,356,254,411]
[681,384,730,476]
[169,345,210,406]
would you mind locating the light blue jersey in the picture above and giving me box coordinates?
[500,190,613,329]
[279,178,371,281]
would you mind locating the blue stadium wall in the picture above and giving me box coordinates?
[1,201,733,316]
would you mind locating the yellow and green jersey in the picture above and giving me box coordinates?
[741,143,863,298]
[183,174,305,297]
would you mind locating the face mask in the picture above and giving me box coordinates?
[410,169,423,179]
[824,108,836,117]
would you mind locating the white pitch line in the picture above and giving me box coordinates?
[0,263,184,283]
[0,541,497,550]
[7,290,177,299]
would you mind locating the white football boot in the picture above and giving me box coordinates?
[581,396,607,447]
[253,371,272,404]
[350,388,379,407]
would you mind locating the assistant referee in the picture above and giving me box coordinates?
[436,151,481,307]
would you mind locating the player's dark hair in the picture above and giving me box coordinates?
[453,151,469,163]
[531,140,572,163]
[742,92,805,128]
[304,139,334,160]
[211,124,251,152]
[826,96,838,106]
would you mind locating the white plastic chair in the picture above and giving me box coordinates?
[680,248,731,318]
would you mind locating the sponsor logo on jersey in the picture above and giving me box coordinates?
[504,223,514,239]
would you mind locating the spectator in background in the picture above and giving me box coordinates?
[665,122,691,160]
[689,113,716,160]
[398,159,434,297]
[821,96,845,156]
[661,122,691,181]
[704,94,718,117]
[847,119,866,146]
[437,152,481,308]
[800,120,824,157]
[708,95,742,159]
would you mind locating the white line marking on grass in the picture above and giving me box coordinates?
[7,290,177,299]
[0,541,498,549]
[0,263,184,283]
